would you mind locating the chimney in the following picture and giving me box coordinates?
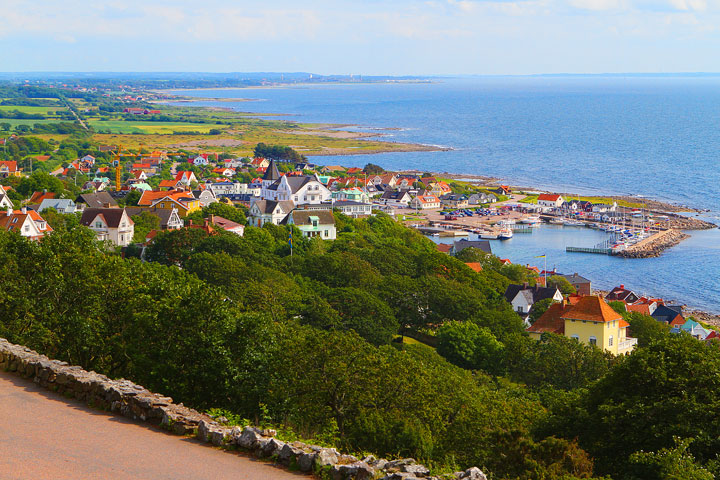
[103,203,110,208]
[620,284,625,290]
[209,214,214,224]
[21,207,26,214]
[5,206,11,216]
[188,219,193,226]
[523,282,528,289]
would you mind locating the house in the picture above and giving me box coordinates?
[175,171,198,186]
[262,171,331,205]
[79,155,96,167]
[537,194,564,208]
[80,208,134,246]
[0,207,52,240]
[593,204,617,213]
[436,243,453,254]
[138,190,201,218]
[37,198,78,214]
[131,170,148,181]
[28,190,56,205]
[379,191,411,207]
[451,239,492,256]
[209,215,244,236]
[320,165,346,174]
[159,179,182,190]
[75,192,119,209]
[440,194,469,208]
[651,304,685,327]
[0,185,13,209]
[332,188,369,203]
[495,185,512,195]
[125,207,184,230]
[409,195,441,210]
[528,296,637,355]
[248,199,295,227]
[0,161,20,178]
[563,200,593,212]
[212,167,235,177]
[468,192,498,205]
[190,155,210,166]
[396,177,416,189]
[250,157,270,169]
[504,284,563,320]
[559,273,592,296]
[192,188,217,207]
[605,285,639,304]
[283,209,336,240]
[677,319,711,340]
[332,200,373,218]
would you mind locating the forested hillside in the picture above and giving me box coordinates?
[0,214,716,480]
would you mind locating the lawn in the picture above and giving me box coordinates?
[88,120,230,134]
[0,105,65,115]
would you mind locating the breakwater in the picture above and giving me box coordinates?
[616,229,690,259]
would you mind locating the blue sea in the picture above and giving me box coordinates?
[168,78,720,313]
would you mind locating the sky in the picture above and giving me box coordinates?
[2,0,720,75]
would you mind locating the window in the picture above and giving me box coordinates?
[120,235,124,243]
[570,335,579,341]
[589,336,597,345]
[609,335,613,346]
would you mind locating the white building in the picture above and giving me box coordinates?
[248,199,295,227]
[284,209,336,240]
[537,194,564,208]
[261,160,331,205]
[80,208,135,247]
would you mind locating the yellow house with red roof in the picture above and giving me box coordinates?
[527,295,637,355]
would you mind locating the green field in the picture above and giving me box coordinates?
[88,120,229,134]
[0,119,65,127]
[0,106,65,115]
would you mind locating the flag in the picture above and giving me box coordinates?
[289,231,292,248]
[535,254,546,258]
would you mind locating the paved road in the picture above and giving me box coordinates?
[0,372,305,480]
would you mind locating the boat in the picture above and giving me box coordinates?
[549,218,564,225]
[519,216,541,225]
[480,232,499,240]
[497,228,514,240]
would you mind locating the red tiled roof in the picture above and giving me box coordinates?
[562,296,622,323]
[436,243,452,253]
[464,262,483,273]
[527,302,567,335]
[626,304,651,315]
[538,194,562,201]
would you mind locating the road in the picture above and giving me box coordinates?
[0,371,305,480]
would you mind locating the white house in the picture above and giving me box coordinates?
[262,171,331,206]
[504,284,563,323]
[248,199,294,227]
[537,194,564,208]
[333,200,373,218]
[192,188,218,207]
[284,209,336,240]
[0,207,52,240]
[379,191,412,207]
[80,208,135,247]
[409,194,441,210]
[0,185,13,209]
[191,155,210,166]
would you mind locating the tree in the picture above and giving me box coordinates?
[363,163,384,175]
[131,212,160,243]
[437,321,505,375]
[628,438,713,480]
[124,189,141,207]
[528,297,554,325]
[186,202,247,226]
[0,122,10,132]
[547,275,576,295]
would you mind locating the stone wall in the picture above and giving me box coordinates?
[616,229,690,258]
[0,338,486,480]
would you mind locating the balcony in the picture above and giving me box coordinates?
[618,337,638,353]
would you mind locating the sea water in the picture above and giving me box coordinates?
[167,78,720,312]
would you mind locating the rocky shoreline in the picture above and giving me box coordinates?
[616,229,691,258]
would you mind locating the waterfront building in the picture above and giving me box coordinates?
[527,296,637,355]
[537,194,564,208]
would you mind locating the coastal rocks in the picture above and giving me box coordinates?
[616,229,690,258]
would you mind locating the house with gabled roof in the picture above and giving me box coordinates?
[175,170,198,186]
[75,192,118,209]
[250,157,270,169]
[651,304,684,327]
[37,198,78,214]
[138,190,201,217]
[262,170,331,205]
[209,215,244,236]
[283,209,336,240]
[559,273,592,296]
[537,194,564,208]
[0,207,52,240]
[0,161,20,178]
[80,208,134,246]
[605,285,639,304]
[248,198,294,227]
[504,284,563,322]
[380,190,411,207]
[409,194,440,210]
[125,207,184,231]
[0,185,13,209]
[528,296,637,354]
